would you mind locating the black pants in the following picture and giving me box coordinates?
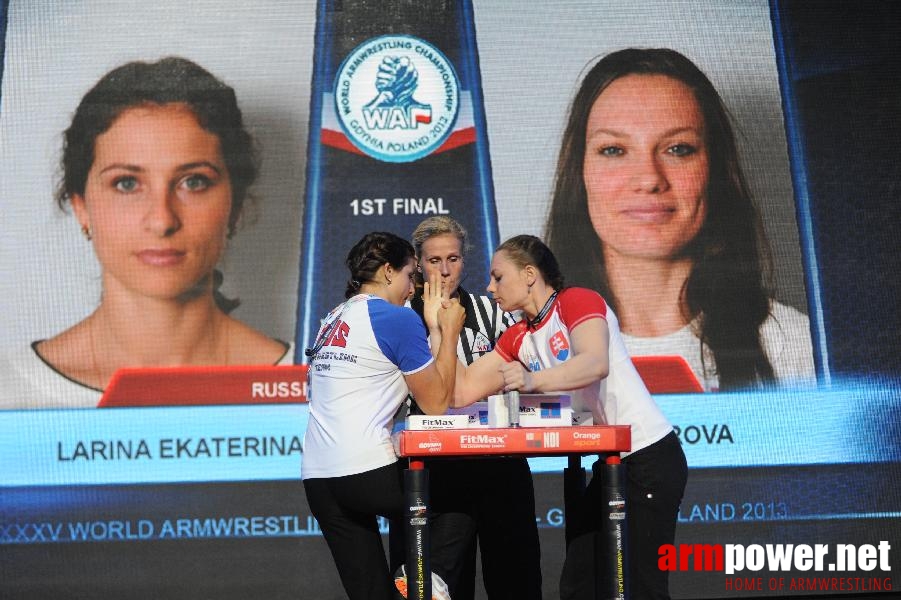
[389,457,542,600]
[561,431,687,600]
[305,462,405,600]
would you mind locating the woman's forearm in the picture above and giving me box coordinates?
[451,351,505,407]
[431,326,459,412]
[427,324,443,356]
[530,353,608,392]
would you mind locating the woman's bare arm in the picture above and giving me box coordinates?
[405,280,465,414]
[450,349,507,407]
[498,317,609,393]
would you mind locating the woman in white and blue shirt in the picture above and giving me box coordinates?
[302,231,464,600]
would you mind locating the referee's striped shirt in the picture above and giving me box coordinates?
[409,286,517,366]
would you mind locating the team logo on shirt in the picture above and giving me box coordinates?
[325,320,350,347]
[549,331,570,360]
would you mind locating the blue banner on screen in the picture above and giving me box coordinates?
[0,405,308,486]
[529,380,901,473]
[2,381,898,489]
[297,0,498,354]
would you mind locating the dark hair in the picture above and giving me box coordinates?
[496,235,565,292]
[545,48,774,389]
[56,56,259,238]
[344,232,416,298]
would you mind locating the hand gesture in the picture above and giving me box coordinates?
[422,271,445,331]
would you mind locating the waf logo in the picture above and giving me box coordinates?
[549,331,570,360]
[334,34,459,163]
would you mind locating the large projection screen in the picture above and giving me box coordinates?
[1,1,899,598]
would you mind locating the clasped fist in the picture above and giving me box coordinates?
[499,361,535,393]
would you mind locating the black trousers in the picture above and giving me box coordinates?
[305,462,405,600]
[560,431,688,600]
[390,457,543,600]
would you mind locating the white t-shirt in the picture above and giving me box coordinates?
[622,301,815,392]
[494,287,672,455]
[0,341,295,410]
[302,294,434,479]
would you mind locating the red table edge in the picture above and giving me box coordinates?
[398,425,631,464]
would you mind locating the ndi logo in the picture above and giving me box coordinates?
[334,34,460,162]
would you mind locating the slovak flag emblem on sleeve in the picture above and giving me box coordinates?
[549,331,570,361]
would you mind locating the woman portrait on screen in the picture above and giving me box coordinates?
[545,47,815,391]
[1,57,292,409]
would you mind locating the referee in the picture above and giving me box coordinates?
[398,216,543,600]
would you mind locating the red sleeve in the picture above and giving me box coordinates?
[494,322,526,363]
[557,287,608,331]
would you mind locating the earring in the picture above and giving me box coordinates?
[81,224,93,241]
[386,277,392,285]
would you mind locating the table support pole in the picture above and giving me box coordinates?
[596,455,628,600]
[404,460,431,600]
[564,454,587,547]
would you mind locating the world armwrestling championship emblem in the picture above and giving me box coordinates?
[334,34,460,163]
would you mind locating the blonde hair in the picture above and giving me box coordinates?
[411,216,468,258]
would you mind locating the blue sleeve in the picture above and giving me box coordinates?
[369,301,434,374]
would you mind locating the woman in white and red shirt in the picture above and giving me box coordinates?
[439,234,686,600]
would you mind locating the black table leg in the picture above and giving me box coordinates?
[404,460,431,600]
[596,455,628,600]
[564,454,587,547]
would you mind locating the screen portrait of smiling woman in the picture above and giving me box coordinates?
[0,57,293,409]
[546,48,815,392]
